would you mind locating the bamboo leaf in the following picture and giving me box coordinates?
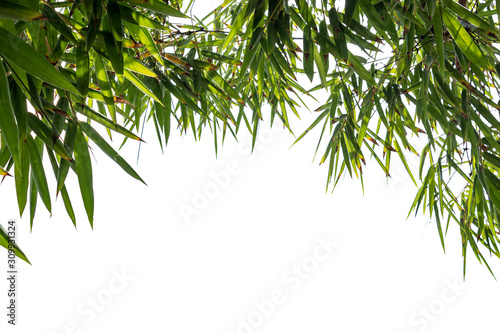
[102,16,124,78]
[75,102,143,140]
[94,51,116,123]
[46,146,76,227]
[125,0,189,18]
[433,5,445,76]
[201,50,242,66]
[26,136,51,213]
[41,3,78,44]
[123,52,158,77]
[86,0,102,51]
[0,27,80,95]
[29,172,37,230]
[56,121,77,194]
[119,4,168,30]
[14,139,29,216]
[27,114,73,161]
[344,0,357,26]
[0,1,42,21]
[441,8,492,70]
[79,121,146,184]
[292,109,329,146]
[0,61,20,167]
[124,69,162,104]
[222,1,251,50]
[74,125,94,227]
[442,0,500,35]
[76,42,90,97]
[0,224,31,264]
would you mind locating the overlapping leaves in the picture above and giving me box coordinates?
[1,0,500,275]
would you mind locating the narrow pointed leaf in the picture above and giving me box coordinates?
[74,126,94,227]
[441,8,492,70]
[0,224,31,264]
[14,139,29,216]
[0,27,80,95]
[26,136,51,213]
[27,114,73,161]
[75,103,143,140]
[79,121,146,184]
[125,0,188,18]
[0,1,42,21]
[0,61,20,167]
[94,51,116,123]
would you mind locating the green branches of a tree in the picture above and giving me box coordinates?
[1,0,500,277]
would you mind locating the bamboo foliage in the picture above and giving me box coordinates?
[0,0,499,275]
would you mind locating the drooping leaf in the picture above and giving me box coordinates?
[74,125,94,227]
[0,27,81,95]
[26,135,51,213]
[0,60,20,166]
[0,224,31,264]
[441,7,492,70]
[79,121,146,184]
[0,1,43,21]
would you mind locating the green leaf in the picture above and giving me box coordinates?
[292,109,329,146]
[76,42,90,97]
[201,50,242,66]
[46,148,76,227]
[75,103,143,141]
[125,0,188,18]
[119,4,169,30]
[347,52,375,85]
[222,1,251,50]
[433,5,445,76]
[60,186,76,226]
[441,7,492,70]
[14,139,29,217]
[357,0,393,46]
[86,0,102,51]
[344,0,357,26]
[56,121,77,194]
[26,136,51,213]
[0,224,31,265]
[0,1,43,21]
[74,125,94,227]
[102,16,124,78]
[124,69,162,104]
[124,22,165,67]
[10,83,28,140]
[41,3,78,44]
[123,52,158,77]
[313,45,327,88]
[27,114,73,161]
[442,0,500,35]
[328,8,348,60]
[29,172,37,230]
[79,121,146,185]
[0,27,81,95]
[94,51,116,123]
[107,0,123,49]
[0,61,20,167]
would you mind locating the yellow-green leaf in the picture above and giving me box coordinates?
[441,8,492,70]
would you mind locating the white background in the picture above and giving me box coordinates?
[2,1,500,332]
